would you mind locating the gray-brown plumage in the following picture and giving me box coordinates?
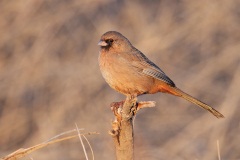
[98,31,224,118]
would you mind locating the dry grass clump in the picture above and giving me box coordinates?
[1,128,98,160]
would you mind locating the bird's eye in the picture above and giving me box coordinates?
[108,39,114,43]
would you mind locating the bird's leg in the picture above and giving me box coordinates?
[120,95,137,121]
[110,94,137,118]
[126,94,137,101]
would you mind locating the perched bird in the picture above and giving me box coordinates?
[98,31,224,118]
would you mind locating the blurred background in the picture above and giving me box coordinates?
[0,0,239,159]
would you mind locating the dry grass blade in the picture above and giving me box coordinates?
[82,135,95,160]
[45,128,85,143]
[217,140,221,160]
[75,124,89,160]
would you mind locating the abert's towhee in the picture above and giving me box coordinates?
[98,31,224,118]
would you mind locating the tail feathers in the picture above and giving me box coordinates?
[170,87,224,118]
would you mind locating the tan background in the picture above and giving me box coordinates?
[0,0,239,159]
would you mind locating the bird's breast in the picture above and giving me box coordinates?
[98,51,155,96]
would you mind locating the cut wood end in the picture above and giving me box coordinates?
[137,101,156,111]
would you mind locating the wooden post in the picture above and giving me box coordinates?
[110,97,155,160]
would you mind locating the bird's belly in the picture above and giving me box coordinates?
[103,71,152,96]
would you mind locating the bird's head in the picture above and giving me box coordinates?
[98,31,133,52]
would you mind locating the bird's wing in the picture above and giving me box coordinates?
[130,50,175,87]
[142,68,175,86]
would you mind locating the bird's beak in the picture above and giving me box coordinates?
[98,40,108,47]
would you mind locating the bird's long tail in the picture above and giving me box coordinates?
[167,86,224,118]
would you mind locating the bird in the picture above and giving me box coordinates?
[98,31,224,118]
